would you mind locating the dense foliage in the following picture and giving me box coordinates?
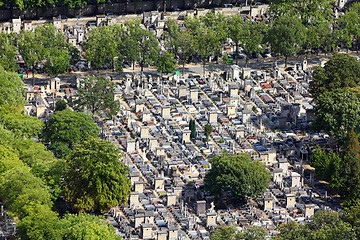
[204,153,271,199]
[72,75,120,116]
[41,109,100,157]
[0,63,128,239]
[65,138,131,214]
[310,54,360,98]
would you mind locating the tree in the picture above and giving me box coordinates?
[274,221,307,240]
[269,0,334,26]
[0,66,25,108]
[17,203,61,240]
[337,131,360,202]
[210,226,239,240]
[73,75,120,116]
[0,32,17,71]
[84,25,118,70]
[204,123,212,142]
[194,26,222,74]
[267,15,307,66]
[337,3,360,51]
[157,51,177,75]
[239,226,268,240]
[227,15,245,64]
[137,28,160,72]
[17,30,42,85]
[275,211,356,240]
[68,44,81,66]
[204,153,271,199]
[189,119,196,139]
[210,225,268,240]
[0,165,53,218]
[42,109,100,158]
[64,138,131,214]
[242,20,267,66]
[312,89,360,142]
[55,99,67,111]
[0,145,23,174]
[176,30,195,75]
[35,24,70,76]
[310,146,341,182]
[164,19,196,75]
[306,21,335,54]
[14,139,65,199]
[309,54,360,98]
[123,20,159,72]
[2,112,44,138]
[59,213,122,240]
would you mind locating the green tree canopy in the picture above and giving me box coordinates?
[0,165,53,218]
[73,75,120,116]
[2,112,44,138]
[64,138,131,214]
[204,153,271,199]
[0,145,23,173]
[312,89,360,142]
[269,0,334,26]
[309,54,360,98]
[310,146,342,186]
[60,213,122,240]
[42,109,100,157]
[84,25,118,70]
[210,225,268,240]
[157,51,177,74]
[0,32,17,71]
[55,99,67,111]
[267,15,306,66]
[204,123,212,142]
[0,66,25,108]
[275,210,356,240]
[14,138,65,199]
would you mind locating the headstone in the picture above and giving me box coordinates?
[291,172,301,188]
[182,130,191,143]
[141,224,152,239]
[168,226,178,240]
[206,213,217,227]
[149,138,159,151]
[127,140,136,153]
[154,177,164,190]
[134,181,144,192]
[304,204,315,218]
[286,194,295,209]
[197,200,206,216]
[208,111,217,124]
[190,88,199,102]
[178,86,187,98]
[167,193,177,206]
[161,106,171,119]
[264,198,273,211]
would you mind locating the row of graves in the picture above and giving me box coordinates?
[98,58,339,239]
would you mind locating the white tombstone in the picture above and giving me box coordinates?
[208,111,217,124]
[264,198,273,211]
[167,193,177,206]
[161,106,171,119]
[286,194,295,209]
[206,213,217,227]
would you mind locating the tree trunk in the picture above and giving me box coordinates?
[163,0,167,12]
[235,42,238,64]
[182,61,185,76]
[285,56,288,67]
[203,61,206,75]
[245,56,249,68]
